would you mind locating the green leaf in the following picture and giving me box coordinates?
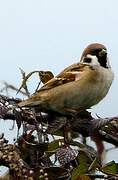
[71,153,89,180]
[47,139,64,152]
[102,160,118,174]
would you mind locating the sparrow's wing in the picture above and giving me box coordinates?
[57,62,80,74]
[39,63,87,91]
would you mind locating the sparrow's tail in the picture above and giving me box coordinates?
[18,97,42,108]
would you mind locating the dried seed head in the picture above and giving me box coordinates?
[44,173,48,177]
[29,170,34,175]
[40,169,44,174]
[39,175,44,179]
[22,168,27,175]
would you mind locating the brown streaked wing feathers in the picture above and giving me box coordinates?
[39,63,86,91]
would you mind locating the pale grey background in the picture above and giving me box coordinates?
[0,0,118,168]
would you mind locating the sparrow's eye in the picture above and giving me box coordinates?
[83,57,92,63]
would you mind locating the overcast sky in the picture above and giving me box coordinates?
[0,0,118,117]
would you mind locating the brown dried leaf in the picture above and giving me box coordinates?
[38,70,54,84]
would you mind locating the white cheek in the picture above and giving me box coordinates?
[86,54,100,66]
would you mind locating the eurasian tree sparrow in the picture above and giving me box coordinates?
[18,43,114,115]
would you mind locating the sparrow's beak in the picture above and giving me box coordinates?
[99,49,107,57]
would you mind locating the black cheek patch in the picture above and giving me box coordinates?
[98,55,108,68]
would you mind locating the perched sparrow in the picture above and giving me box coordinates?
[18,43,114,115]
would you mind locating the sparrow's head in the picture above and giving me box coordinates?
[80,43,110,68]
